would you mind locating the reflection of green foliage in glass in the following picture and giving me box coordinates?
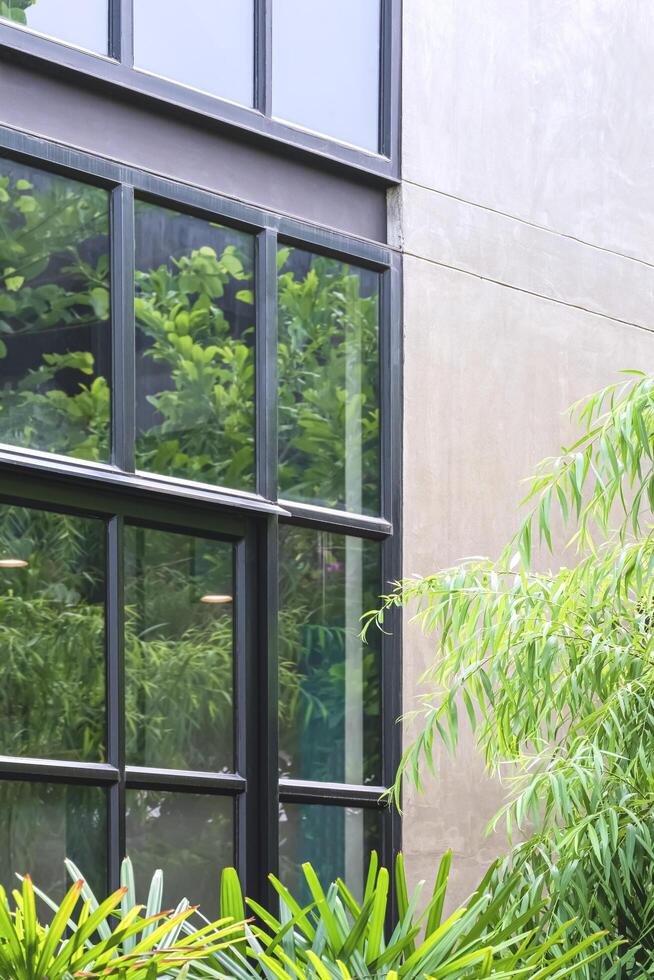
[134,235,255,489]
[0,506,106,761]
[124,525,235,771]
[0,167,110,459]
[126,790,233,919]
[0,1,36,25]
[278,248,380,514]
[279,527,381,784]
[0,166,383,795]
[0,166,381,514]
[0,505,303,773]
[0,782,106,899]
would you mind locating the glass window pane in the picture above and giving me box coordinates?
[0,159,111,461]
[0,505,106,761]
[278,248,380,514]
[279,527,382,785]
[0,781,107,899]
[133,0,254,108]
[125,525,234,772]
[135,202,255,490]
[126,790,233,916]
[272,0,381,151]
[279,803,381,903]
[0,0,108,54]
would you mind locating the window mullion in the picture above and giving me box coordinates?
[255,0,272,116]
[111,183,136,473]
[248,518,280,903]
[381,252,403,919]
[107,515,126,891]
[256,227,279,500]
[112,0,133,67]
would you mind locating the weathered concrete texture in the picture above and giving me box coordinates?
[402,0,654,264]
[393,183,654,332]
[400,255,654,906]
[398,0,654,907]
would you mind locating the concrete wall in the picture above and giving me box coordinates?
[397,0,654,905]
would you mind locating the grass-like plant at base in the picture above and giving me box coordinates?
[27,853,611,980]
[0,872,246,980]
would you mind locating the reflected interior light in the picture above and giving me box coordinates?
[0,559,28,569]
[200,594,233,604]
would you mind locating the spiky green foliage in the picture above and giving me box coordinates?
[42,855,610,980]
[242,851,609,979]
[0,871,244,980]
[365,371,654,975]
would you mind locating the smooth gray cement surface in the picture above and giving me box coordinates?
[398,0,654,909]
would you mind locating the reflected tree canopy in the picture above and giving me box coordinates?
[0,160,385,889]
[0,160,381,510]
[278,247,380,515]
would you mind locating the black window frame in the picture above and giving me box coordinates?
[0,0,402,182]
[0,125,402,911]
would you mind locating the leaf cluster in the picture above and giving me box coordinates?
[0,871,244,980]
[365,371,654,974]
[36,854,611,980]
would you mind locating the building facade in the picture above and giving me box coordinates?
[2,0,654,915]
[398,0,654,905]
[0,0,401,910]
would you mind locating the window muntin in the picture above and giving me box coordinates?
[0,503,106,762]
[0,0,108,54]
[125,524,235,772]
[278,247,380,515]
[126,790,233,915]
[279,526,381,785]
[279,803,381,902]
[135,201,255,491]
[0,781,107,898]
[133,0,255,108]
[0,158,111,462]
[272,0,381,152]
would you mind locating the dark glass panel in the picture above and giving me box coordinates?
[126,790,233,916]
[0,159,111,461]
[133,0,254,107]
[134,201,255,490]
[278,248,380,515]
[279,803,381,903]
[0,781,107,899]
[125,525,234,772]
[272,0,381,151]
[0,0,108,54]
[279,527,382,785]
[0,505,106,761]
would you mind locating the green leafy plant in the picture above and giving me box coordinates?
[245,851,609,979]
[51,852,607,980]
[367,370,654,975]
[0,871,244,980]
[38,854,610,980]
